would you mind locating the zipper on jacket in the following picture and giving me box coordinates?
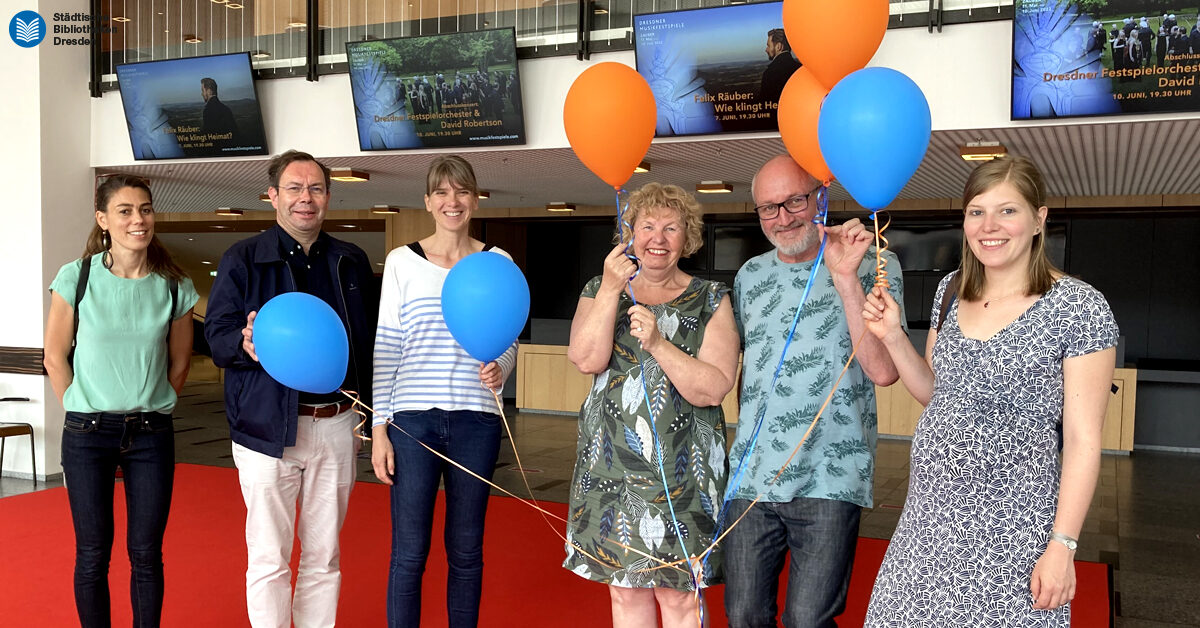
[283,261,298,444]
[335,255,359,405]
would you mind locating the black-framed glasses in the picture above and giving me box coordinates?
[753,192,813,220]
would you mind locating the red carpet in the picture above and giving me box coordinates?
[0,464,1111,626]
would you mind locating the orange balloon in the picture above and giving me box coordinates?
[784,0,888,90]
[563,62,657,189]
[777,67,833,185]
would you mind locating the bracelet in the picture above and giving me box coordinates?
[1049,531,1078,551]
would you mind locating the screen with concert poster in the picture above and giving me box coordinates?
[633,1,798,137]
[115,52,268,160]
[1012,0,1200,120]
[345,28,526,150]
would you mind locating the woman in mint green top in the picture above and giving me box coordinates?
[43,174,198,628]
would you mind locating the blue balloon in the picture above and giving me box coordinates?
[253,292,349,394]
[441,252,530,363]
[817,67,932,211]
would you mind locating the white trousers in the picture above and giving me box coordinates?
[232,409,357,628]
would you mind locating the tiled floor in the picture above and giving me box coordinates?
[4,381,1198,627]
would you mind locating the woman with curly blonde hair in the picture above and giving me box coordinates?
[563,182,740,627]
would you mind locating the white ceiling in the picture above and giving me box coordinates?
[108,117,1200,215]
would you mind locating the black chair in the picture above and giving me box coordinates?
[0,397,36,486]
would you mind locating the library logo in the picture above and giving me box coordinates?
[9,10,45,47]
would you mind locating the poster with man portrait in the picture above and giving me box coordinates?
[115,52,268,160]
[633,1,799,137]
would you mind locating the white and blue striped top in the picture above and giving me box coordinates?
[371,244,518,426]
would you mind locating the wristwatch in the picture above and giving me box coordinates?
[1049,531,1078,551]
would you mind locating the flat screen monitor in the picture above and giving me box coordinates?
[345,28,526,150]
[1012,0,1200,119]
[115,52,268,160]
[633,1,797,137]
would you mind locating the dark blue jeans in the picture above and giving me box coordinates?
[386,409,502,628]
[61,411,175,628]
[723,497,861,628]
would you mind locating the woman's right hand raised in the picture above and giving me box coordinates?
[371,424,395,485]
[863,286,905,343]
[598,242,639,297]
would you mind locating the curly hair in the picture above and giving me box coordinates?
[617,182,705,258]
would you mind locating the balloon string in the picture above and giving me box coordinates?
[614,187,705,608]
[645,325,868,575]
[704,186,830,577]
[336,389,691,578]
[870,210,892,288]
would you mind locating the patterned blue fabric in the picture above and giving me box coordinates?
[728,248,904,508]
[865,272,1119,626]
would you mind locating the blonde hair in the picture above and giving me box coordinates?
[957,155,1059,301]
[618,182,704,258]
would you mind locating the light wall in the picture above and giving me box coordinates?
[2,0,95,480]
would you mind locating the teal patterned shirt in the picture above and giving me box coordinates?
[728,248,904,508]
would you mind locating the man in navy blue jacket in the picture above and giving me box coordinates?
[205,149,377,628]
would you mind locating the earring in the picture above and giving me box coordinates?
[100,229,114,269]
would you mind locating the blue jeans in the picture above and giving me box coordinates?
[723,497,861,628]
[61,411,175,628]
[386,409,502,628]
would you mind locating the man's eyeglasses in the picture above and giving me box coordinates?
[277,184,328,198]
[753,192,813,220]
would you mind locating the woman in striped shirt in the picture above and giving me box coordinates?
[370,155,518,628]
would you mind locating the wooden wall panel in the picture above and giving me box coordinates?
[0,347,44,375]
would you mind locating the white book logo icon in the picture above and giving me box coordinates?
[14,16,42,43]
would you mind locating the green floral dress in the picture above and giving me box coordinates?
[563,276,730,591]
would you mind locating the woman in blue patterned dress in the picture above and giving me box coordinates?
[563,183,740,628]
[859,156,1118,626]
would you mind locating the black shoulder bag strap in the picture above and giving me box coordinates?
[167,277,179,340]
[68,255,93,368]
[935,272,961,333]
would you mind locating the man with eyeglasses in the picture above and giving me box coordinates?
[205,149,378,627]
[723,154,904,628]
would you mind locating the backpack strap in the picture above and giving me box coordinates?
[168,277,179,340]
[482,243,495,252]
[935,272,961,333]
[68,255,93,368]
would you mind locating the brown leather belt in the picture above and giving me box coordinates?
[298,400,355,419]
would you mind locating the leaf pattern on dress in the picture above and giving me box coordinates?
[615,511,632,554]
[708,435,725,480]
[639,510,665,550]
[621,371,644,415]
[668,520,690,540]
[622,425,644,460]
[690,442,706,485]
[598,506,615,542]
[564,278,731,590]
[673,449,688,484]
[591,540,624,569]
[658,310,680,339]
[635,416,654,463]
